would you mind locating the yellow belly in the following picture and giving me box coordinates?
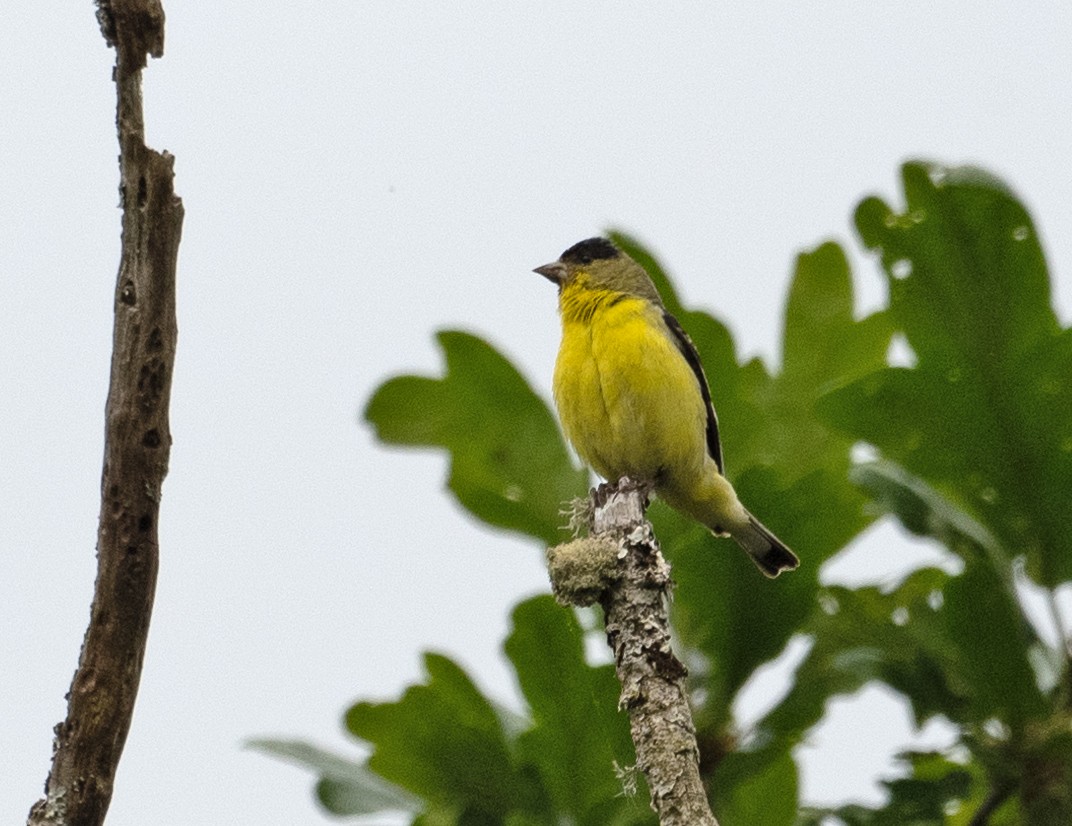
[553,296,708,486]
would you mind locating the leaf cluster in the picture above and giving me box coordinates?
[255,162,1072,825]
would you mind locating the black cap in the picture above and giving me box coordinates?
[559,237,620,265]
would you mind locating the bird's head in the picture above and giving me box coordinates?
[534,237,661,304]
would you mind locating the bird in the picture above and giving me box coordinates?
[534,237,799,577]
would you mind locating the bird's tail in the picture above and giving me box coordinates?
[659,466,799,577]
[732,513,799,578]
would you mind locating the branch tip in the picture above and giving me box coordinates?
[97,0,166,62]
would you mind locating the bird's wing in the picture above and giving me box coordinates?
[662,311,724,475]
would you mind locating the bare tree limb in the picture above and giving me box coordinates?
[27,2,181,824]
[547,478,719,826]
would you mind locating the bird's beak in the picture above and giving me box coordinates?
[533,261,567,284]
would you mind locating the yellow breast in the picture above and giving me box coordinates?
[552,286,708,485]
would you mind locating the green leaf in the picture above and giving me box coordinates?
[760,568,965,742]
[856,164,1056,370]
[854,461,1047,725]
[714,748,799,826]
[346,652,547,820]
[503,596,641,823]
[945,564,1047,727]
[851,461,1002,561]
[412,806,466,826]
[365,330,588,545]
[760,556,1044,748]
[782,241,894,398]
[246,738,419,816]
[759,463,1053,822]
[838,161,1072,585]
[744,242,892,484]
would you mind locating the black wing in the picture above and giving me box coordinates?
[663,311,724,475]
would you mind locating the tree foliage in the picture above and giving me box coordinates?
[254,162,1072,825]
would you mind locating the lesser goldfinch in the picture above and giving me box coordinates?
[535,237,799,578]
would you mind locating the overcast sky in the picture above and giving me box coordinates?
[4,2,1072,824]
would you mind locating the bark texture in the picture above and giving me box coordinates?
[549,479,719,826]
[27,2,181,824]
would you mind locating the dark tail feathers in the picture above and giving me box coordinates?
[734,514,799,578]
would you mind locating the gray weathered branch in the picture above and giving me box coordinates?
[547,478,719,826]
[27,2,180,824]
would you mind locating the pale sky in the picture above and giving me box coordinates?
[3,3,1071,824]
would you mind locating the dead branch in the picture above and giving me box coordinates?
[27,2,181,824]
